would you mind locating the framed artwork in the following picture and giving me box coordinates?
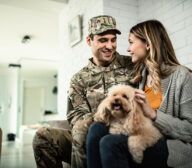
[68,15,82,47]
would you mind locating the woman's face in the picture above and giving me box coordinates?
[128,33,148,63]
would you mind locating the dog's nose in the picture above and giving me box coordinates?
[114,98,119,102]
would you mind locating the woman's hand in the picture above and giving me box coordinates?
[134,89,157,120]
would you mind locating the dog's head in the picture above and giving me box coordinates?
[94,84,136,125]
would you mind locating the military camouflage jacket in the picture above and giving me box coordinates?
[67,52,135,128]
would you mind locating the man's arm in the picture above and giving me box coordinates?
[67,74,93,128]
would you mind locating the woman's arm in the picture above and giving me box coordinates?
[155,72,192,143]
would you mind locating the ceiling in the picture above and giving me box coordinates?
[0,0,68,78]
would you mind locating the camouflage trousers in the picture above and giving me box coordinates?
[71,127,87,168]
[33,127,72,168]
[33,126,87,168]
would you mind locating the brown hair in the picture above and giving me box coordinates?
[130,20,180,92]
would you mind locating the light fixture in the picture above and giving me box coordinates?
[22,35,31,44]
[8,63,22,68]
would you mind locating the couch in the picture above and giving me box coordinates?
[47,120,70,130]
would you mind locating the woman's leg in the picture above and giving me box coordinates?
[100,134,168,168]
[141,138,169,168]
[86,122,109,168]
[100,134,139,168]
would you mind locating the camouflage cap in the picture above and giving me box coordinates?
[88,15,121,35]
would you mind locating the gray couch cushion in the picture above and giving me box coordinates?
[47,120,71,130]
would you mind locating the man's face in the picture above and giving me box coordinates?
[87,32,117,67]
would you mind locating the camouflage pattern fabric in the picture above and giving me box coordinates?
[67,52,135,168]
[33,127,72,168]
[88,15,121,35]
[70,125,87,168]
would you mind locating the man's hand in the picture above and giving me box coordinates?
[73,117,93,133]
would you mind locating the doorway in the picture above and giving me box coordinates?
[23,87,44,125]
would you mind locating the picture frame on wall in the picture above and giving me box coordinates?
[68,15,82,47]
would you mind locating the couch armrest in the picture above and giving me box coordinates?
[47,120,71,130]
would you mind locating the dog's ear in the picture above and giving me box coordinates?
[124,100,143,134]
[94,98,111,125]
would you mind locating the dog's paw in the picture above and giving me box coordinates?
[132,152,143,163]
[129,146,143,163]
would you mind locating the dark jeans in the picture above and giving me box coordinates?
[86,122,169,168]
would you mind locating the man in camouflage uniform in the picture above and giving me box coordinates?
[33,15,135,168]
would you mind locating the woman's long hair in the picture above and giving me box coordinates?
[130,20,180,92]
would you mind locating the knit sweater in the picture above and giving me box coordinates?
[140,65,192,168]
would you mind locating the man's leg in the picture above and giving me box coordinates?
[86,122,109,168]
[33,127,72,168]
[71,124,88,168]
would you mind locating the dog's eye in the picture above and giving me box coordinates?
[122,94,129,100]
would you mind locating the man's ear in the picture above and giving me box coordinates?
[86,36,91,46]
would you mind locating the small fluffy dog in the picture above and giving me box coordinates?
[94,84,162,163]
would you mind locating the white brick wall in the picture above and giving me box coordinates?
[103,0,138,55]
[138,0,192,69]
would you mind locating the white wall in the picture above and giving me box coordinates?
[103,0,138,55]
[8,69,20,134]
[22,77,57,116]
[0,67,22,141]
[138,0,192,69]
[0,75,9,141]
